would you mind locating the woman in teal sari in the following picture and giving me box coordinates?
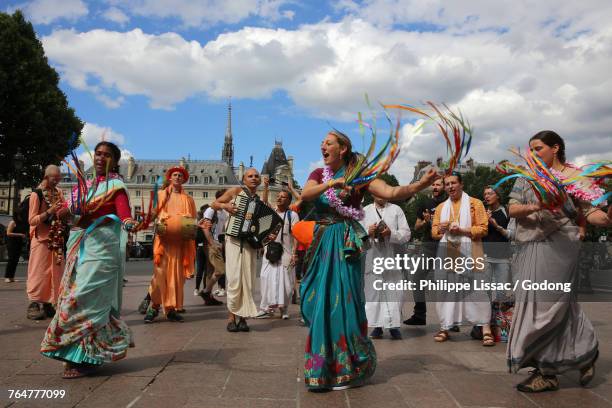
[41,142,138,378]
[300,130,438,390]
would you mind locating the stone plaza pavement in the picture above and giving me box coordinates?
[2,261,612,408]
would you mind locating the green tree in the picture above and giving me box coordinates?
[400,166,514,241]
[0,10,82,187]
[461,165,513,202]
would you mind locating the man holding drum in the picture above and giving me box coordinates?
[145,166,197,323]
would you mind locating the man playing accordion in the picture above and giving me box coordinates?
[212,168,279,333]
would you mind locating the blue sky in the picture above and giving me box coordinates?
[5,0,612,184]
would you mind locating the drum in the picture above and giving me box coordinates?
[156,216,197,240]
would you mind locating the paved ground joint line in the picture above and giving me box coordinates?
[217,368,233,399]
[73,375,112,408]
[296,366,301,408]
[124,354,176,408]
[428,370,462,408]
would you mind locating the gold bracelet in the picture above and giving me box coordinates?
[327,180,333,189]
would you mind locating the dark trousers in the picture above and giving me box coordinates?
[195,246,206,290]
[413,268,429,317]
[412,248,436,319]
[4,238,23,279]
[218,275,226,290]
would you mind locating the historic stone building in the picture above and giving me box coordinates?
[412,157,496,182]
[0,181,18,215]
[261,140,295,188]
[51,101,295,243]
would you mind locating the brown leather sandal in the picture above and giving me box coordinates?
[62,364,94,379]
[482,333,495,347]
[434,330,449,342]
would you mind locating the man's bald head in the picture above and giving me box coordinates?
[242,167,259,181]
[242,168,261,191]
[43,165,61,188]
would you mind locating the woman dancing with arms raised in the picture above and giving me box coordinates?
[40,142,138,378]
[300,130,439,391]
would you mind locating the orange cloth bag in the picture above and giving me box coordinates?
[292,220,316,248]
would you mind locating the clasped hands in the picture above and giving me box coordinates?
[439,221,468,236]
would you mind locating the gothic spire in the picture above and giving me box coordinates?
[222,98,234,167]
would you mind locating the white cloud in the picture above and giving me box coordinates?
[101,6,130,25]
[81,122,125,147]
[335,0,612,37]
[74,123,128,169]
[40,3,612,180]
[308,159,324,172]
[10,0,87,24]
[111,0,294,27]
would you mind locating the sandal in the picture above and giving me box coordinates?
[580,364,595,387]
[62,365,93,379]
[434,330,449,342]
[482,333,495,347]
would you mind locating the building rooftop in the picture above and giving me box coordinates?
[261,141,289,176]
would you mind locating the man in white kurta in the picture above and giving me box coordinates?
[362,197,411,340]
[257,191,299,319]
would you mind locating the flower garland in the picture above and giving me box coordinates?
[42,188,66,265]
[550,164,607,205]
[322,166,364,220]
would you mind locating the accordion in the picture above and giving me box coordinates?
[226,191,283,249]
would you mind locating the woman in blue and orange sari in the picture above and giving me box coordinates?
[41,141,138,379]
[300,130,439,390]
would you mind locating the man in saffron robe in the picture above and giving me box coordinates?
[27,165,69,320]
[145,166,196,323]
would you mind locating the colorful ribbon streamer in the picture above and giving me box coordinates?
[383,101,473,174]
[342,98,402,189]
[494,148,611,208]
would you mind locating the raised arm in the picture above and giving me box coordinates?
[288,179,303,209]
[262,177,270,205]
[367,169,438,201]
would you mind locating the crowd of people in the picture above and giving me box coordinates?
[3,130,611,394]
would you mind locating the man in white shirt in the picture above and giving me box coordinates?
[256,190,299,319]
[361,197,411,340]
[199,189,228,306]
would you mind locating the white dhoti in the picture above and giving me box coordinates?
[434,192,491,330]
[225,236,258,318]
[260,260,294,310]
[361,202,412,330]
[259,209,299,312]
[365,268,404,328]
[435,281,491,330]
